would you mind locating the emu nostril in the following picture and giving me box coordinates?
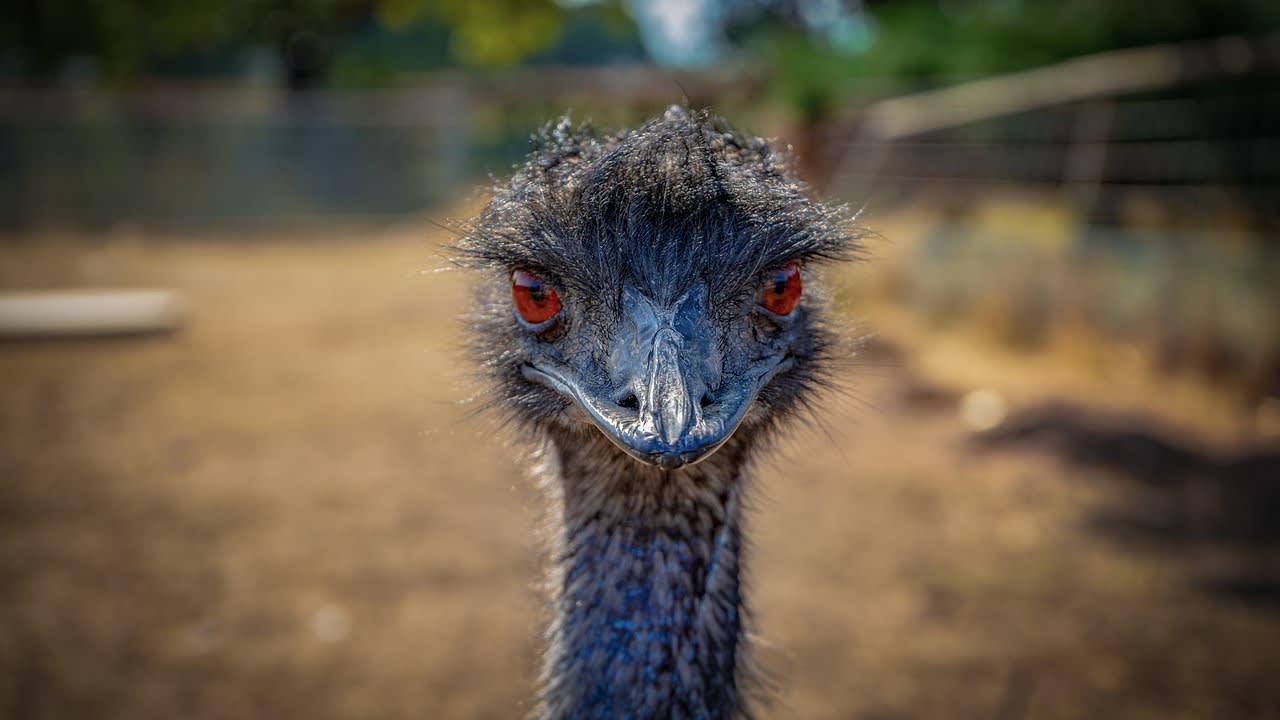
[700,393,713,408]
[617,392,639,410]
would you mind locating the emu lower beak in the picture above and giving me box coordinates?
[523,357,788,470]
[523,285,792,470]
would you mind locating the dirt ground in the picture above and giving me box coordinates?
[1,225,1278,719]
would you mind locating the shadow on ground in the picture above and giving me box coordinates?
[972,401,1280,610]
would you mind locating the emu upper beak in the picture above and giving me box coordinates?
[523,285,792,470]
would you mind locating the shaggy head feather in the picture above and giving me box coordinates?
[458,106,857,720]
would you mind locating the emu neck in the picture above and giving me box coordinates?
[539,437,749,720]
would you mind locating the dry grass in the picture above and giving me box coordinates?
[1,224,1278,719]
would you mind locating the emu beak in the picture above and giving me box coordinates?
[523,285,792,470]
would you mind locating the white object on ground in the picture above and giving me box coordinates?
[961,389,1008,432]
[0,289,185,337]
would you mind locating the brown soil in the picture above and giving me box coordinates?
[2,227,1278,719]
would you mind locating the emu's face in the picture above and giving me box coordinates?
[462,108,851,469]
[506,260,811,469]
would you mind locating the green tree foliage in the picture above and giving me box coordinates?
[330,0,639,85]
[748,0,1280,109]
[4,0,373,86]
[1,0,575,87]
[4,0,1278,90]
[2,0,247,81]
[419,0,563,67]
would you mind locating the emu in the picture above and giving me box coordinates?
[458,106,855,719]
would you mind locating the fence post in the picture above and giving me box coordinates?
[1063,100,1115,224]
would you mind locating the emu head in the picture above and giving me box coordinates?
[460,107,854,470]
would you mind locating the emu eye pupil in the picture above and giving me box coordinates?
[512,269,562,325]
[758,261,802,316]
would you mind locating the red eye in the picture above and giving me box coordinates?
[759,262,802,316]
[512,269,562,325]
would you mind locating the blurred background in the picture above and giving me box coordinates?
[2,1,1279,718]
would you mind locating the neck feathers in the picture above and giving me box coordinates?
[537,434,751,720]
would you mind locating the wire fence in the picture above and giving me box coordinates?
[1,52,1276,400]
[829,33,1280,223]
[0,67,751,231]
[0,85,485,230]
[825,59,1279,404]
[833,88,1280,227]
